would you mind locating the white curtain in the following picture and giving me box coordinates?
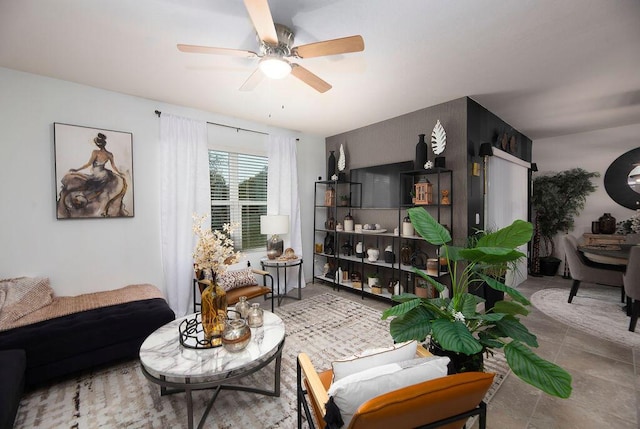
[160,114,210,316]
[267,135,303,292]
[486,149,530,287]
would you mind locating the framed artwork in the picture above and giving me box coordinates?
[54,123,134,219]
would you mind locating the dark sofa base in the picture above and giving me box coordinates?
[0,349,25,429]
[0,297,175,387]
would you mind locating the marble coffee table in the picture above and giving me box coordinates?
[139,311,286,429]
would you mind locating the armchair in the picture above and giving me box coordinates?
[563,235,624,304]
[193,262,274,313]
[297,345,494,429]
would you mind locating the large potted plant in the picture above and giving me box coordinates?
[382,208,572,398]
[531,168,599,276]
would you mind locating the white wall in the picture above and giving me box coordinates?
[533,123,640,267]
[0,67,324,297]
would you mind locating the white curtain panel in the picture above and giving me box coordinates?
[160,114,210,316]
[267,136,303,292]
[486,149,530,287]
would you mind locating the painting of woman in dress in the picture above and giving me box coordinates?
[54,123,134,219]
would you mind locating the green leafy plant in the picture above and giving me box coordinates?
[382,208,572,399]
[532,168,599,259]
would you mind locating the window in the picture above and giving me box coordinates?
[209,150,268,251]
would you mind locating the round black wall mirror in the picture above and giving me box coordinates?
[604,147,640,210]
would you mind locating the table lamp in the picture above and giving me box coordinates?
[260,215,289,260]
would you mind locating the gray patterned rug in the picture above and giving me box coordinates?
[15,293,509,428]
[531,285,640,348]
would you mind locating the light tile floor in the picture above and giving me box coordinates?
[281,275,639,429]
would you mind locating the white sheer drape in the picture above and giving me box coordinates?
[267,136,303,292]
[160,114,210,316]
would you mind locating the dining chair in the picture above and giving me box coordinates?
[623,246,640,332]
[563,235,624,303]
[297,346,494,429]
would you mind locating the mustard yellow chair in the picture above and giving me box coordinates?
[297,346,494,429]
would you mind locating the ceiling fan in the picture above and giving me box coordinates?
[177,0,365,93]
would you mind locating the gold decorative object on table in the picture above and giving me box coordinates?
[192,214,241,348]
[221,318,251,352]
[277,247,299,261]
[200,279,227,346]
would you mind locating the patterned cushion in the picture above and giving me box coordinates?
[218,268,257,292]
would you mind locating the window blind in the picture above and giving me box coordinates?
[209,150,268,251]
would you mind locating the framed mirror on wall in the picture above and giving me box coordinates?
[604,147,640,210]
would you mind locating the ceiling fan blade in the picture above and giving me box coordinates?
[240,68,264,91]
[293,35,364,59]
[291,64,332,93]
[243,0,278,45]
[177,44,258,59]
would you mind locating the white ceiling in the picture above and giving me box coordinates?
[1,0,639,140]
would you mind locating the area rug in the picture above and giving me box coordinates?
[15,293,509,429]
[531,286,640,349]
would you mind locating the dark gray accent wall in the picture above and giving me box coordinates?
[326,97,469,241]
[325,96,532,243]
[466,98,533,233]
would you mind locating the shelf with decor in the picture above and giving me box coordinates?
[313,179,404,301]
[312,180,363,294]
[396,168,453,297]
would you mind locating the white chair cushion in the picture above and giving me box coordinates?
[327,355,450,428]
[331,340,417,382]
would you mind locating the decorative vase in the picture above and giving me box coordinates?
[428,342,484,374]
[235,295,250,319]
[324,232,335,255]
[344,213,354,232]
[414,134,427,170]
[328,151,336,179]
[402,215,414,237]
[222,318,251,352]
[598,213,616,234]
[384,245,395,263]
[201,278,227,347]
[400,242,412,265]
[247,303,264,328]
[367,248,380,262]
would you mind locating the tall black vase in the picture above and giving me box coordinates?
[327,151,336,179]
[414,134,427,170]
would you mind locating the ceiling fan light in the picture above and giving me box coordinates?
[259,57,292,79]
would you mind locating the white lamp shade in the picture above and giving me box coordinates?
[260,215,289,235]
[259,57,292,79]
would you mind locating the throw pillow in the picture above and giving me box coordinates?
[218,268,257,292]
[327,355,450,428]
[331,340,417,382]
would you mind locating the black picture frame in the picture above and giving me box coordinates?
[54,122,134,219]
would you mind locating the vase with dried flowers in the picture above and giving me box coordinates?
[192,214,241,347]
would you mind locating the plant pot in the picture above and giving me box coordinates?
[469,279,504,311]
[428,342,484,374]
[539,257,561,276]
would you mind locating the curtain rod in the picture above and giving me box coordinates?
[154,110,269,136]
